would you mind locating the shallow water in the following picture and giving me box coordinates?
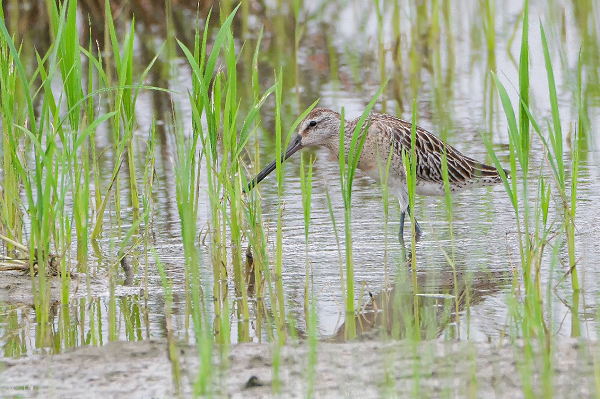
[1,0,600,356]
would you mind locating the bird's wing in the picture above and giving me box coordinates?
[374,114,501,185]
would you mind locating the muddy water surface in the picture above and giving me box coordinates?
[1,0,599,361]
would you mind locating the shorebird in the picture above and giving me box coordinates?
[246,108,508,241]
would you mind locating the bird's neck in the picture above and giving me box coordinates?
[344,117,361,137]
[323,115,365,156]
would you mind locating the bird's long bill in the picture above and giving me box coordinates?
[246,134,303,192]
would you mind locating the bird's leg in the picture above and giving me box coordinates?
[399,205,423,241]
[413,216,423,239]
[399,210,406,242]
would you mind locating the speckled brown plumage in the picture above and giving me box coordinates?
[248,107,508,240]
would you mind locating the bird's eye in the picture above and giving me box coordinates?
[309,120,317,127]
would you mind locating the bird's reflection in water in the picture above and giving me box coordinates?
[332,268,510,341]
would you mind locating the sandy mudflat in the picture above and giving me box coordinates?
[0,336,597,398]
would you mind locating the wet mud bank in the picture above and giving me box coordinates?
[0,270,155,306]
[0,337,596,398]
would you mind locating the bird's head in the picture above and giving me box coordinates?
[245,108,341,192]
[295,108,341,148]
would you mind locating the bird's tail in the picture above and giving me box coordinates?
[472,162,510,185]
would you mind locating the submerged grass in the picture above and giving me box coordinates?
[337,82,387,340]
[0,0,164,354]
[299,153,317,396]
[0,0,100,341]
[482,1,588,395]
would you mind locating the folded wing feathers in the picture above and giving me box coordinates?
[375,113,507,186]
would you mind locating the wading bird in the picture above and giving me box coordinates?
[246,108,508,241]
